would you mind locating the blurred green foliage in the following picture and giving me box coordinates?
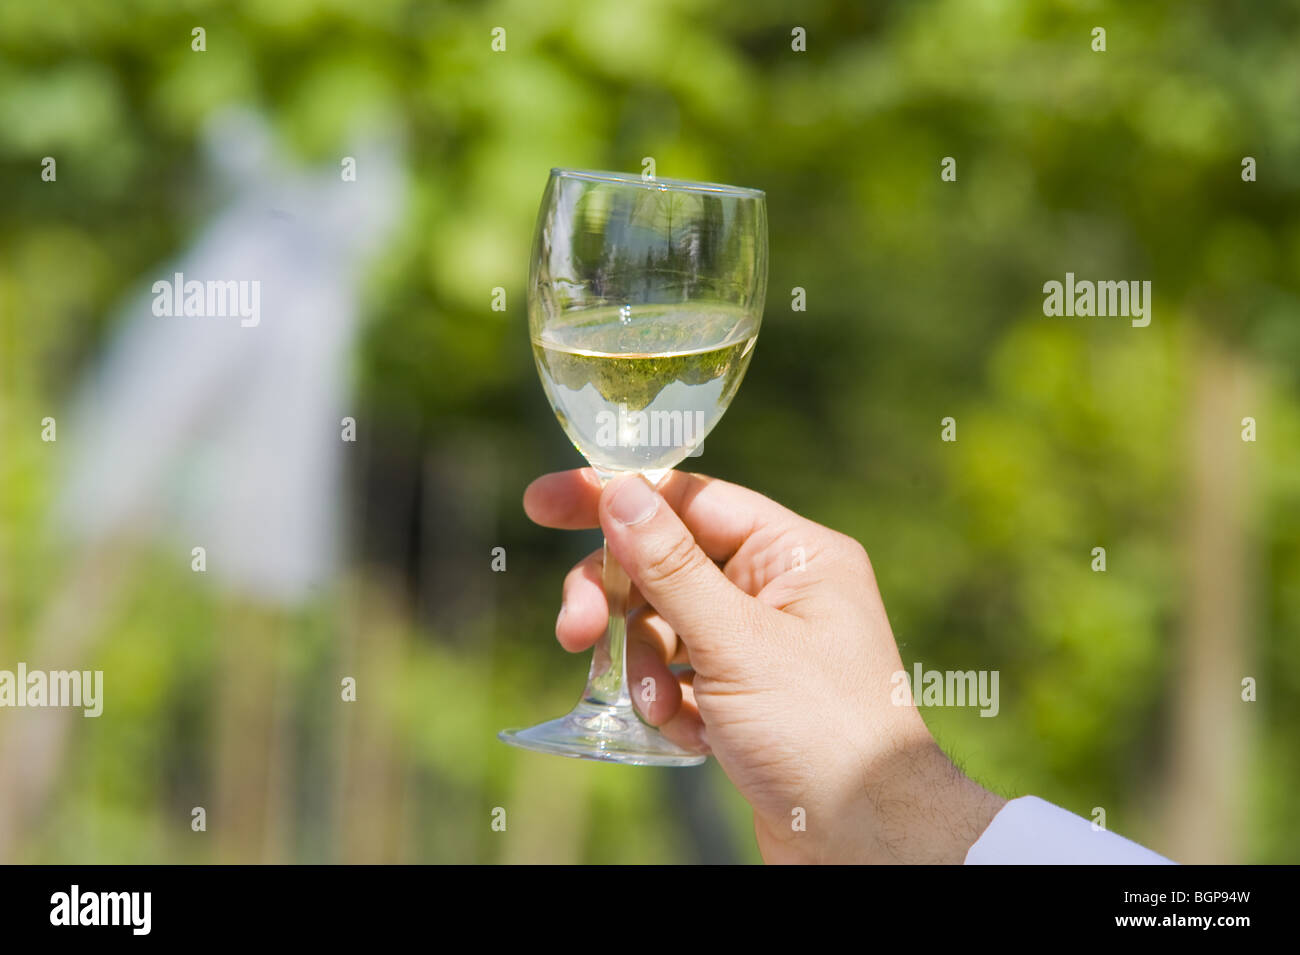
[1,0,1298,863]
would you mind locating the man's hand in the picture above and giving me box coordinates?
[524,468,1006,864]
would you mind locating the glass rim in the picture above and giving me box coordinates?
[551,167,765,198]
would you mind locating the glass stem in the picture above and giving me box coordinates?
[582,537,633,709]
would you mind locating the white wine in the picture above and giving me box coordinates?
[533,303,759,477]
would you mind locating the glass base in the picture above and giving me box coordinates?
[498,700,707,767]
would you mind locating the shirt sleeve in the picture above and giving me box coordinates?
[964,795,1176,865]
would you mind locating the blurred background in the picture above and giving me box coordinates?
[1,0,1298,864]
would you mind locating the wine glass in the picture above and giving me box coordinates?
[499,168,767,766]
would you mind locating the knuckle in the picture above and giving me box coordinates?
[641,532,705,589]
[835,532,872,570]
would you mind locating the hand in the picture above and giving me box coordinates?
[524,468,1006,864]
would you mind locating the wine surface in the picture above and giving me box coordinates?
[533,303,758,476]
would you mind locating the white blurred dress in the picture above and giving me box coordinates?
[58,109,405,606]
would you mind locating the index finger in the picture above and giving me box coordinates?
[522,467,605,530]
[524,467,798,564]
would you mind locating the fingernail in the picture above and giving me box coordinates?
[608,475,659,526]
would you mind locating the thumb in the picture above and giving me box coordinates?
[600,474,765,669]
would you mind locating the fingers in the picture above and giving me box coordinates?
[550,535,708,752]
[555,550,608,652]
[626,656,708,754]
[556,563,699,741]
[626,639,681,724]
[523,469,603,530]
[557,550,660,652]
[656,669,709,754]
[558,556,685,665]
[600,474,774,671]
[526,467,802,565]
[630,606,686,665]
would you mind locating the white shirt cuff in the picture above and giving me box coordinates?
[964,795,1176,865]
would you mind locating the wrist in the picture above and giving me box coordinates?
[862,735,1005,864]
